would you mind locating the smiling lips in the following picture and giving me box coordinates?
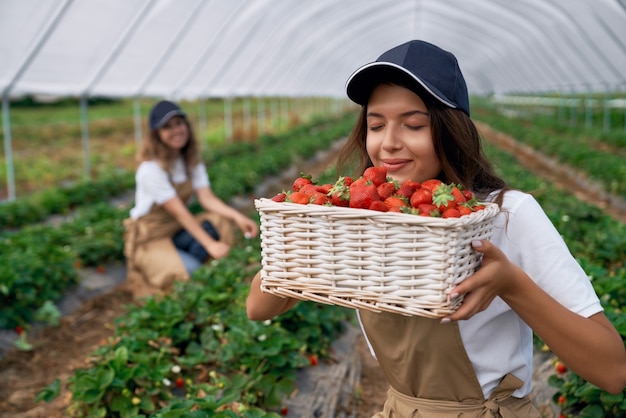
[381,159,411,172]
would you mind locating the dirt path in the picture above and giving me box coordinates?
[0,290,133,418]
[1,125,624,418]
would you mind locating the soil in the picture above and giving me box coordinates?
[1,126,625,418]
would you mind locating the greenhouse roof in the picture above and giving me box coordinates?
[1,0,626,101]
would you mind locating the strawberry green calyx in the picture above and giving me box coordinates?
[327,176,351,206]
[328,176,350,198]
[432,183,454,209]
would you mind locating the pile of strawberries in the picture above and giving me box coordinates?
[270,167,487,218]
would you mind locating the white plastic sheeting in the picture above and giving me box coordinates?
[2,0,626,101]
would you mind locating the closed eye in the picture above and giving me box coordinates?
[405,124,425,131]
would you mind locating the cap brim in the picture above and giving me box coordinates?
[345,62,457,110]
[154,110,186,129]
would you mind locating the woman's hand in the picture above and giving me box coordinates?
[206,240,231,259]
[196,187,259,239]
[442,240,519,322]
[235,214,259,239]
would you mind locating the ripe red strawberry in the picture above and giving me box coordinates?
[175,377,184,388]
[442,208,461,218]
[311,191,330,205]
[316,183,333,194]
[349,178,380,209]
[450,186,466,207]
[271,192,287,202]
[363,166,388,186]
[308,354,319,366]
[421,179,443,191]
[292,174,313,192]
[14,325,24,335]
[458,205,473,216]
[369,200,389,212]
[376,181,398,200]
[280,407,289,416]
[417,203,439,216]
[395,180,421,199]
[555,361,567,374]
[299,183,318,196]
[409,189,432,208]
[288,191,311,204]
[384,196,409,212]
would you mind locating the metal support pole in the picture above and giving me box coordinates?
[80,95,91,180]
[257,97,265,136]
[198,98,207,146]
[2,94,15,201]
[133,97,142,146]
[224,97,232,141]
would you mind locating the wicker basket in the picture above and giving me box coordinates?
[254,198,500,318]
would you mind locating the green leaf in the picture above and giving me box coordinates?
[35,378,61,403]
[111,346,129,371]
[599,390,624,407]
[34,300,61,326]
[578,403,606,418]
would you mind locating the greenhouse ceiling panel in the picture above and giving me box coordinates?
[1,0,625,100]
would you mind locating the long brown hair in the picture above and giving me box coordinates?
[336,83,507,204]
[137,116,200,176]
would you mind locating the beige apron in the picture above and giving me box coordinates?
[123,180,234,295]
[359,310,541,418]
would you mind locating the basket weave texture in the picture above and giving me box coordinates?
[255,198,500,318]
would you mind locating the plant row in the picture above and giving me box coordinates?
[0,113,357,329]
[36,241,352,417]
[472,99,626,198]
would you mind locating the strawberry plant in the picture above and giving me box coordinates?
[0,226,79,328]
[56,242,351,417]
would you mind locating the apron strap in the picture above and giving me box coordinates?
[383,373,537,417]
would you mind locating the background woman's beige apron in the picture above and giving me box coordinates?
[359,310,541,417]
[123,180,233,294]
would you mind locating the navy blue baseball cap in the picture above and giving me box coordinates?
[346,40,470,115]
[149,100,187,130]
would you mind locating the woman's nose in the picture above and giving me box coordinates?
[381,125,401,150]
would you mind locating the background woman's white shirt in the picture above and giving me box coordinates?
[358,190,602,398]
[129,157,210,219]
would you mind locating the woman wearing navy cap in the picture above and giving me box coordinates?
[246,40,626,416]
[123,100,258,295]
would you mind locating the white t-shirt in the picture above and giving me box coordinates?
[359,190,602,398]
[129,157,210,219]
